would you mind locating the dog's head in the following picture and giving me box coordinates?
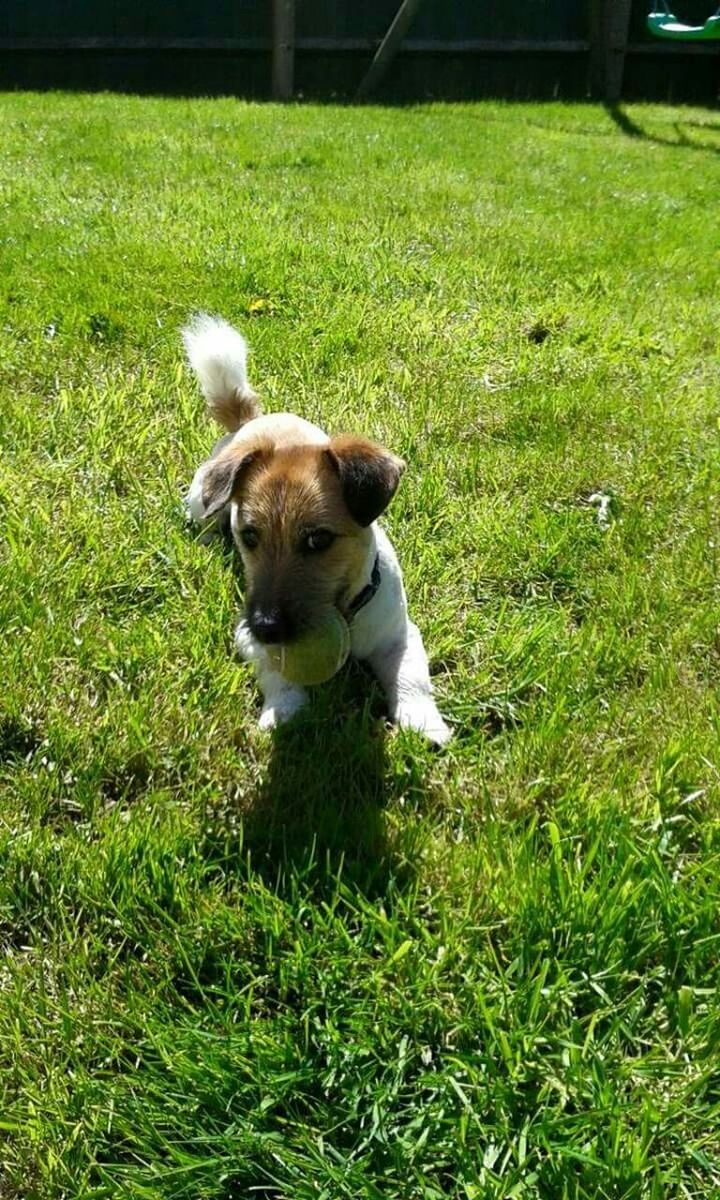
[201,432,404,644]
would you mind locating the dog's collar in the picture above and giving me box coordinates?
[345,555,381,622]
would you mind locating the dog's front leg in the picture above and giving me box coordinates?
[368,620,451,746]
[235,621,308,730]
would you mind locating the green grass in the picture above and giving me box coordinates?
[2,92,720,1199]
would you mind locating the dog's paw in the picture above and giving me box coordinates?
[258,687,308,731]
[185,470,210,524]
[395,699,452,746]
[235,621,261,663]
[184,483,227,543]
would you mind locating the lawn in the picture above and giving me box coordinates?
[1,92,720,1199]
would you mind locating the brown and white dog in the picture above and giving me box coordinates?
[184,315,451,745]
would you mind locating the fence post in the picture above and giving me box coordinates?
[589,0,633,101]
[272,0,295,100]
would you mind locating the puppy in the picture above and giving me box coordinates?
[184,314,451,745]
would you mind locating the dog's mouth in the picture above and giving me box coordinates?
[247,598,345,648]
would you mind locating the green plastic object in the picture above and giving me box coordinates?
[647,8,720,38]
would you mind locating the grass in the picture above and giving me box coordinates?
[1,92,720,1199]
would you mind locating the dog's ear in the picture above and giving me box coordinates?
[201,446,266,517]
[325,436,405,527]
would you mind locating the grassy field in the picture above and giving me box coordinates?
[1,93,720,1198]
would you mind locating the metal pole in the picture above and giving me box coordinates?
[356,0,424,100]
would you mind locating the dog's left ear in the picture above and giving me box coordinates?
[201,446,266,517]
[325,436,405,526]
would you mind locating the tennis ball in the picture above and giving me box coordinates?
[266,609,351,686]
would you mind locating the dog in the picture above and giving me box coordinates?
[184,314,451,746]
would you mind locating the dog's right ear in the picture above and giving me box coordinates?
[325,436,405,527]
[201,446,265,517]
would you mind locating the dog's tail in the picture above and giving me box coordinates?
[182,313,261,432]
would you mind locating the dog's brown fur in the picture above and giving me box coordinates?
[201,422,404,639]
[240,445,373,627]
[209,384,261,433]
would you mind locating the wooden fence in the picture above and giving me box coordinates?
[0,1,717,103]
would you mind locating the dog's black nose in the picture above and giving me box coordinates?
[249,608,294,645]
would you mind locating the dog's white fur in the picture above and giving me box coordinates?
[183,314,258,432]
[185,316,451,745]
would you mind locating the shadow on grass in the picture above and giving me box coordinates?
[605,102,720,154]
[240,662,417,897]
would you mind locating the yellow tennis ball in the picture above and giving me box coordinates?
[266,609,351,686]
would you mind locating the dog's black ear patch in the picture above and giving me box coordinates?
[201,448,264,517]
[325,436,405,527]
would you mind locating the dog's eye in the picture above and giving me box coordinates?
[303,529,336,553]
[240,527,259,550]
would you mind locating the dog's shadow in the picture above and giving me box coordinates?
[242,664,408,895]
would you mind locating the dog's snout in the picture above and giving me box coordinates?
[249,607,295,645]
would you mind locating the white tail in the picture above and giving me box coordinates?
[182,313,261,431]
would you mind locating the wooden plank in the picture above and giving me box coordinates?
[356,0,424,99]
[626,39,720,54]
[0,37,270,51]
[1,36,589,54]
[3,35,712,58]
[332,38,590,54]
[272,0,294,100]
[384,38,590,53]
